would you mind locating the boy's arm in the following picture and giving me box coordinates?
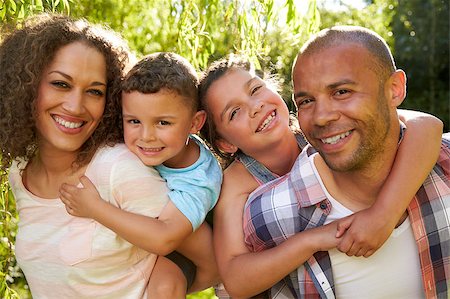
[336,109,443,257]
[60,175,192,255]
[214,162,340,298]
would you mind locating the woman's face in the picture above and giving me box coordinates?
[205,68,291,156]
[35,41,107,155]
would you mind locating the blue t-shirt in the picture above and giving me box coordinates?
[156,135,222,230]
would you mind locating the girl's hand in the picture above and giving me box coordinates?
[59,175,103,218]
[335,208,399,257]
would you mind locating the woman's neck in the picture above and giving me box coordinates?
[24,148,86,199]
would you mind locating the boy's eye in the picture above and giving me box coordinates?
[158,120,171,126]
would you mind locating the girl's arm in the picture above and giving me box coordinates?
[176,222,220,293]
[214,162,340,298]
[336,109,443,257]
[60,175,192,255]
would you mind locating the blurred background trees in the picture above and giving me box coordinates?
[1,0,448,298]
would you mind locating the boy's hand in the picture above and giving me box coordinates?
[59,175,103,219]
[335,208,397,257]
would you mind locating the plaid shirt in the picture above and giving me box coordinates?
[243,133,450,299]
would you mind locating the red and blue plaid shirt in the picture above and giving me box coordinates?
[243,133,450,299]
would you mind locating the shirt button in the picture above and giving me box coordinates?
[320,202,327,210]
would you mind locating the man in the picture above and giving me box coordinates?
[245,26,449,298]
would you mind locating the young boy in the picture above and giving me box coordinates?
[59,52,222,298]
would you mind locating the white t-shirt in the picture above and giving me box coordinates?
[310,153,425,299]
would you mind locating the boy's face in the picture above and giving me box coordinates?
[122,89,196,167]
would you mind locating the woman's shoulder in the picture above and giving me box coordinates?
[91,144,148,168]
[93,143,135,160]
[89,144,159,176]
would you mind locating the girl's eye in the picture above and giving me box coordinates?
[51,81,70,88]
[87,89,105,97]
[251,85,262,95]
[229,108,240,120]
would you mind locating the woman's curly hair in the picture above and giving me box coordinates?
[0,13,130,171]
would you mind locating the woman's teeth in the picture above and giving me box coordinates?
[53,115,84,129]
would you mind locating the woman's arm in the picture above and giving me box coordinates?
[336,109,443,257]
[214,162,339,298]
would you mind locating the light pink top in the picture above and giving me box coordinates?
[9,144,169,299]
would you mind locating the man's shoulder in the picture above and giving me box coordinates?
[442,132,450,147]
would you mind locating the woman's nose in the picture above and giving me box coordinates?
[61,90,85,115]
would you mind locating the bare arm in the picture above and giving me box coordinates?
[336,109,443,257]
[175,222,220,293]
[214,162,339,298]
[60,175,192,255]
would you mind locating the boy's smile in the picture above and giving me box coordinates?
[122,89,196,167]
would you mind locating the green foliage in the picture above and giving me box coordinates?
[0,0,71,26]
[0,168,22,299]
[392,0,449,129]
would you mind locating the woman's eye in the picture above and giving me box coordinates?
[51,81,70,88]
[87,89,105,97]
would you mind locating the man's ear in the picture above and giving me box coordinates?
[216,138,238,154]
[386,70,407,107]
[189,110,207,134]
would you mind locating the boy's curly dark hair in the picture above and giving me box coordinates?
[0,13,130,171]
[122,52,198,108]
[117,52,199,142]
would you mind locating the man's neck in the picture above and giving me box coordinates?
[315,138,400,211]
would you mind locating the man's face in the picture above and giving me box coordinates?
[293,43,393,172]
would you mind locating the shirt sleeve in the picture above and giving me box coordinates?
[156,139,222,230]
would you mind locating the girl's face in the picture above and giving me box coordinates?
[35,41,107,155]
[205,68,291,157]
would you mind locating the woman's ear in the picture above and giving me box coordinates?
[189,110,207,134]
[216,138,238,154]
